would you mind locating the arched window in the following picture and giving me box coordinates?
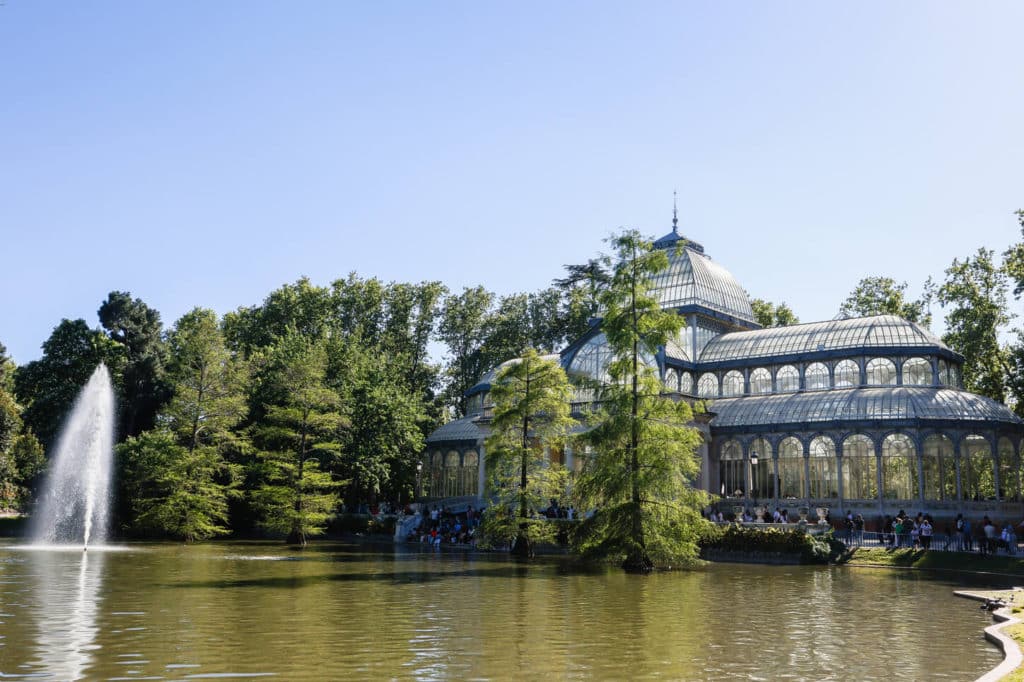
[462,451,479,497]
[719,440,744,497]
[834,360,860,388]
[962,435,995,501]
[749,368,772,394]
[445,451,460,497]
[843,435,877,501]
[776,365,799,392]
[698,373,719,398]
[749,437,772,499]
[882,433,916,500]
[950,364,961,388]
[804,362,829,390]
[431,451,444,498]
[722,370,744,397]
[938,360,951,386]
[998,438,1018,502]
[809,436,837,499]
[866,358,897,386]
[679,372,693,395]
[778,437,805,499]
[903,357,931,386]
[922,435,955,500]
[663,368,678,392]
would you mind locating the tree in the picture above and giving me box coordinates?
[98,291,170,439]
[937,248,1011,402]
[750,299,800,328]
[481,349,575,558]
[572,231,710,572]
[839,276,932,326]
[252,334,346,545]
[439,286,495,416]
[14,319,124,449]
[554,258,611,342]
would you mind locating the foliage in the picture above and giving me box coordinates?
[481,349,575,556]
[750,298,800,328]
[840,276,933,326]
[937,249,1011,402]
[98,291,170,438]
[572,230,711,572]
[14,319,124,449]
[118,430,237,542]
[251,334,346,544]
[439,286,495,416]
[699,524,835,563]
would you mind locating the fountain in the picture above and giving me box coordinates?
[30,364,115,549]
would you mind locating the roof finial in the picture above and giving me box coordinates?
[672,190,679,234]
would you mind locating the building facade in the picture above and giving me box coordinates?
[423,221,1024,520]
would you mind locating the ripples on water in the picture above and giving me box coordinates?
[0,541,1004,680]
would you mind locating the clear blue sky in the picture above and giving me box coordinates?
[2,1,1022,364]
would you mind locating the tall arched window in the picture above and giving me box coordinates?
[998,437,1018,502]
[950,365,961,388]
[722,370,745,397]
[749,437,772,499]
[719,440,744,497]
[962,435,995,501]
[866,358,897,386]
[462,451,479,497]
[445,451,460,497]
[776,365,799,392]
[809,436,837,499]
[903,357,931,386]
[804,362,829,390]
[749,368,772,395]
[778,437,805,499]
[922,434,955,500]
[679,372,693,395]
[663,368,678,392]
[938,360,951,386]
[698,373,719,398]
[882,433,916,500]
[843,434,877,500]
[834,360,860,388]
[431,451,444,497]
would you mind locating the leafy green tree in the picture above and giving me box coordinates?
[573,231,710,572]
[1000,209,1024,298]
[937,248,1011,402]
[252,334,346,545]
[481,349,575,558]
[98,291,170,438]
[118,430,236,541]
[554,258,611,342]
[10,433,45,507]
[750,299,800,328]
[0,341,14,394]
[14,319,124,448]
[839,276,932,326]
[439,286,495,416]
[224,277,335,356]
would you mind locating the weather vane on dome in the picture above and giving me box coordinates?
[672,190,679,235]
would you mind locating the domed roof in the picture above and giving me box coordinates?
[649,228,756,325]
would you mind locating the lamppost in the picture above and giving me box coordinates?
[416,461,423,501]
[750,452,759,498]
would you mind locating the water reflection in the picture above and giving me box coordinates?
[25,549,105,680]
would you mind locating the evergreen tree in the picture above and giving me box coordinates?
[481,349,575,558]
[572,231,710,572]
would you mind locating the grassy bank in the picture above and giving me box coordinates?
[843,547,1024,575]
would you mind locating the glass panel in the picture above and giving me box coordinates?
[749,368,771,394]
[719,440,744,497]
[842,435,877,500]
[722,370,744,397]
[903,357,931,386]
[776,365,799,392]
[679,372,693,395]
[749,438,772,499]
[922,435,955,500]
[882,433,916,500]
[962,435,995,501]
[938,360,950,386]
[809,436,838,499]
[805,362,829,390]
[999,437,1018,502]
[866,358,897,386]
[698,373,719,398]
[834,360,860,388]
[463,451,478,496]
[778,437,805,499]
[663,368,678,392]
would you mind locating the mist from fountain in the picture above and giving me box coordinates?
[30,364,115,548]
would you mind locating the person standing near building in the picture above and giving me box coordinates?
[920,516,933,550]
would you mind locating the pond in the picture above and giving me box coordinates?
[0,541,1004,680]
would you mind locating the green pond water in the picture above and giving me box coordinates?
[0,540,1005,680]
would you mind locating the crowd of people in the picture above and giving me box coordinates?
[405,504,481,548]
